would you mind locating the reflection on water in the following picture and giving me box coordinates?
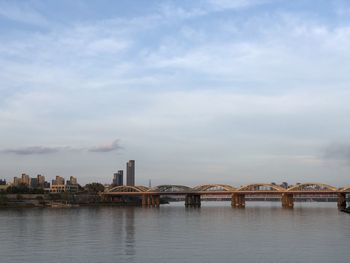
[0,202,349,263]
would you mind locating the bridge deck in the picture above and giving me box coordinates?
[102,190,345,196]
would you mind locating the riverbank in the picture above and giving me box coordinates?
[0,193,169,208]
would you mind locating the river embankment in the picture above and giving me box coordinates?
[0,192,172,208]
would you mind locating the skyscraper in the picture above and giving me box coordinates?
[126,160,135,186]
[113,170,123,186]
[37,174,45,187]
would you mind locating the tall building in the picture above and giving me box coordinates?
[21,173,31,186]
[66,176,77,185]
[52,176,65,186]
[51,176,65,193]
[126,160,135,186]
[13,177,20,186]
[37,174,46,187]
[66,176,79,192]
[30,178,38,188]
[113,170,123,186]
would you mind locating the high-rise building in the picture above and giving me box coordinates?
[13,177,20,186]
[21,173,31,186]
[37,174,45,187]
[52,176,65,186]
[30,178,38,188]
[113,170,123,186]
[66,176,77,185]
[65,176,78,192]
[51,176,65,193]
[126,160,135,186]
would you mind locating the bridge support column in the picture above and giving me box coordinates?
[152,195,160,207]
[337,193,346,210]
[281,193,294,208]
[142,194,148,206]
[142,194,160,207]
[142,194,151,207]
[185,194,201,208]
[231,194,245,208]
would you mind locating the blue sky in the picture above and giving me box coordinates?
[1,0,350,186]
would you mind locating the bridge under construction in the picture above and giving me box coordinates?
[101,183,350,209]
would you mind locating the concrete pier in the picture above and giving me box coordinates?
[185,194,201,208]
[281,193,294,208]
[231,193,245,208]
[337,193,346,210]
[142,194,160,207]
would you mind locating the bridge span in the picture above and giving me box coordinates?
[101,183,350,209]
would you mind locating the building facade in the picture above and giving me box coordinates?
[126,160,135,186]
[52,176,65,186]
[37,174,46,188]
[12,173,31,186]
[113,170,124,186]
[66,176,79,192]
[50,176,78,193]
[21,173,31,186]
[50,176,66,193]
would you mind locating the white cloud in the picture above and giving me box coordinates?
[0,1,47,26]
[206,0,269,10]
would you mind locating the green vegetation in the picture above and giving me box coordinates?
[0,194,8,206]
[84,183,105,193]
[6,184,44,194]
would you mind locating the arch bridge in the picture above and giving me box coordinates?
[102,182,350,209]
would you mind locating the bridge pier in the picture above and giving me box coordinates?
[281,193,294,208]
[337,193,346,210]
[185,194,201,208]
[231,194,245,208]
[142,194,160,207]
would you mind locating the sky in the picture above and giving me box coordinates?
[1,0,350,187]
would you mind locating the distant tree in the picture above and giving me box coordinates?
[6,184,44,194]
[84,183,105,193]
[0,194,8,205]
[6,184,30,194]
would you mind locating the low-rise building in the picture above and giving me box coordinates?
[50,184,66,193]
[50,176,79,193]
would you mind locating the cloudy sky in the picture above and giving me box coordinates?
[1,0,350,186]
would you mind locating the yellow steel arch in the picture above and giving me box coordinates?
[107,185,149,193]
[238,183,285,192]
[340,185,350,192]
[287,182,337,192]
[193,184,236,192]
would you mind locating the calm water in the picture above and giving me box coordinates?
[0,202,349,263]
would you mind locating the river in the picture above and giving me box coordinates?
[0,202,349,263]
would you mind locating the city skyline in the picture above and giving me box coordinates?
[1,1,350,186]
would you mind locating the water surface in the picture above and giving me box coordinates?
[0,202,349,263]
